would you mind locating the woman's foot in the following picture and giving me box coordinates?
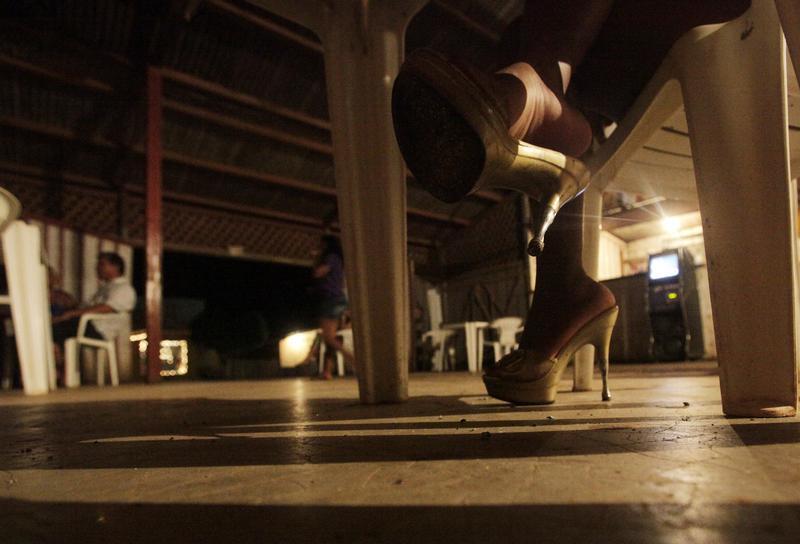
[492,61,593,157]
[518,275,615,362]
[487,275,616,380]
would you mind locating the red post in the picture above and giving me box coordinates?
[146,66,163,383]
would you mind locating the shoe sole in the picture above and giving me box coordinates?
[483,306,619,405]
[391,71,485,203]
[482,375,558,405]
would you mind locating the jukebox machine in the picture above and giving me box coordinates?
[647,248,704,361]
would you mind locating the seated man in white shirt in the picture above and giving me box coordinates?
[52,252,136,355]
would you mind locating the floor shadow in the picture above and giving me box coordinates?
[1,498,798,544]
[2,394,796,470]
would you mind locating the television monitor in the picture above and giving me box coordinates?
[649,251,680,280]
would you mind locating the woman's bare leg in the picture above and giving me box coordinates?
[492,0,614,156]
[517,195,615,359]
[319,318,356,378]
[488,1,616,360]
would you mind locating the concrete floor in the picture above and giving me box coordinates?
[1,362,800,543]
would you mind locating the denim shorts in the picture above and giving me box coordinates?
[317,296,348,320]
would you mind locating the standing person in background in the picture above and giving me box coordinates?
[312,235,355,379]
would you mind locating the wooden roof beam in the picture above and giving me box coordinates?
[7,23,330,132]
[159,67,331,131]
[0,54,332,154]
[162,98,333,155]
[431,0,501,43]
[205,0,323,53]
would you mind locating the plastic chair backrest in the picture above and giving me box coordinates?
[0,187,21,234]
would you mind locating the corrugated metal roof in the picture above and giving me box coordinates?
[0,0,518,264]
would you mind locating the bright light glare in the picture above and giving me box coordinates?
[286,333,307,351]
[662,216,680,234]
[279,330,318,368]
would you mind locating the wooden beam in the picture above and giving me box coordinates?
[145,67,163,384]
[432,0,501,43]
[7,23,330,132]
[0,54,332,154]
[159,67,330,131]
[406,208,469,227]
[205,0,324,53]
[0,53,114,92]
[162,98,332,155]
[162,150,339,195]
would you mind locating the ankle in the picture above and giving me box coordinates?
[492,62,592,156]
[536,273,614,305]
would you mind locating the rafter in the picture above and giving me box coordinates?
[206,0,323,53]
[159,67,331,131]
[163,99,333,155]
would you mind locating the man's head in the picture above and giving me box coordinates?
[97,252,125,281]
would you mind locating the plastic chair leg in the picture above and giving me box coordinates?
[336,353,345,377]
[575,186,604,392]
[315,2,427,403]
[64,338,80,388]
[677,2,798,416]
[464,323,480,373]
[108,345,119,386]
[432,343,444,372]
[476,332,485,372]
[97,349,106,386]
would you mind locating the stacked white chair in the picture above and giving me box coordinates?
[421,328,457,372]
[483,317,524,368]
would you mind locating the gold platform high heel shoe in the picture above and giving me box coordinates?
[483,306,619,404]
[392,48,590,256]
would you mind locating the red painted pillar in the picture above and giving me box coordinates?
[146,66,163,383]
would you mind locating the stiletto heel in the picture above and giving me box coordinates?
[483,306,619,404]
[392,49,590,252]
[592,315,616,401]
[527,196,558,257]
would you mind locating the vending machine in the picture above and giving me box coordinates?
[647,249,704,361]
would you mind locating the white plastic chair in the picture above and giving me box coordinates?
[319,327,353,377]
[64,313,128,387]
[581,1,800,416]
[422,328,456,371]
[0,188,20,390]
[483,317,523,365]
[2,213,56,395]
[0,187,20,237]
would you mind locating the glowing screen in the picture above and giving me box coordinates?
[649,252,679,280]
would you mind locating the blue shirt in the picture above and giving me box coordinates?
[316,253,345,299]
